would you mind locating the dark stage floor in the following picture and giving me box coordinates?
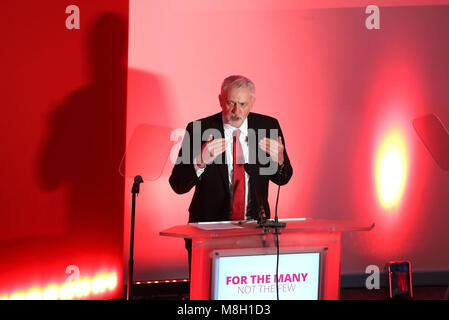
[130,282,449,300]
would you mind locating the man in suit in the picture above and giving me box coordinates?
[169,75,293,268]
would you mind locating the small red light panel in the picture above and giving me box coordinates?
[388,261,413,299]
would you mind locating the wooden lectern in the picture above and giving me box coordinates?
[160,218,374,300]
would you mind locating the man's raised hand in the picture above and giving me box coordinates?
[259,136,285,166]
[195,135,226,168]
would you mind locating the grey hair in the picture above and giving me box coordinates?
[220,75,255,97]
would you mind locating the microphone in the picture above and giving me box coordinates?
[132,175,144,194]
[245,163,286,230]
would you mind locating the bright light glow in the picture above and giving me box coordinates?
[375,127,409,211]
[106,273,117,291]
[25,288,43,300]
[2,270,118,300]
[9,291,26,300]
[59,282,76,300]
[92,274,107,294]
[75,278,92,298]
[42,284,59,300]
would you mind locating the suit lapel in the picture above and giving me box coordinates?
[209,113,230,196]
[247,112,258,164]
[245,113,259,219]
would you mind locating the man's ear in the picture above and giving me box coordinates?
[249,97,256,111]
[218,94,224,108]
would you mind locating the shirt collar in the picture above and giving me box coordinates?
[222,115,249,137]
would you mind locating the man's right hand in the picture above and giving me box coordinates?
[195,135,226,168]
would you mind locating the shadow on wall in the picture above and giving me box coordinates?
[38,13,128,268]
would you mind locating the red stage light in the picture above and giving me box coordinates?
[133,279,189,285]
[0,271,118,300]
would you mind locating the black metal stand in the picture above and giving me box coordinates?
[256,164,286,233]
[258,218,286,232]
[127,175,143,300]
[256,185,286,234]
[256,182,285,300]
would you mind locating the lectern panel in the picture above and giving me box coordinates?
[211,248,324,300]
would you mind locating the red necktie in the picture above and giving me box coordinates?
[231,130,245,221]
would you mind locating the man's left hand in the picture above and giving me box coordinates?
[259,136,284,166]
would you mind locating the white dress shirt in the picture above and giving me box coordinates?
[194,117,250,219]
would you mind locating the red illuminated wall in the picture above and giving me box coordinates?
[127,0,449,282]
[0,1,128,299]
[2,0,448,299]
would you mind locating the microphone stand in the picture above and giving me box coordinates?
[254,164,286,233]
[249,162,286,301]
[127,175,144,300]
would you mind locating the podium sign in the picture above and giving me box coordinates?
[160,219,374,300]
[211,248,323,300]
